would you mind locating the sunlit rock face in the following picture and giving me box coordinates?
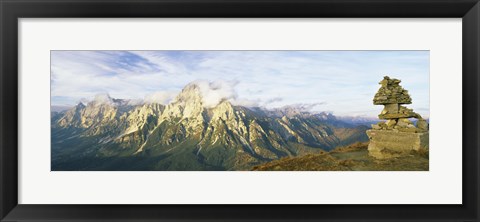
[367,76,429,159]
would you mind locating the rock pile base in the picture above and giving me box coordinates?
[366,130,429,159]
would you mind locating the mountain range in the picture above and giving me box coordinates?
[51,83,369,171]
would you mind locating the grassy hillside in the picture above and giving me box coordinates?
[252,142,429,171]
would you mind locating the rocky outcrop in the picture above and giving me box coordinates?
[367,76,429,159]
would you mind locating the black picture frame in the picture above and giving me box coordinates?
[1,0,479,221]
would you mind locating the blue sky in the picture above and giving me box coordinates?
[51,50,429,118]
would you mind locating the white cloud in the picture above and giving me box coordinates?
[231,98,260,107]
[92,93,114,106]
[191,80,238,108]
[282,103,327,111]
[144,91,177,105]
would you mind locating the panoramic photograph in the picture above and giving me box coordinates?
[51,50,429,171]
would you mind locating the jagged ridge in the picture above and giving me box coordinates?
[51,83,369,171]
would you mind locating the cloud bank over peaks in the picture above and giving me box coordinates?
[190,80,239,108]
[74,81,325,113]
[74,80,242,109]
[92,93,115,106]
[78,93,141,107]
[144,91,177,105]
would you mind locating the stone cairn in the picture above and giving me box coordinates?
[367,76,429,159]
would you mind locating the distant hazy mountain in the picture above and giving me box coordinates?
[336,116,380,126]
[51,105,73,113]
[51,83,369,171]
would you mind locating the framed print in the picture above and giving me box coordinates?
[1,0,479,221]
[49,50,430,172]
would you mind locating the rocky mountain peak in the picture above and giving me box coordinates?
[91,93,115,106]
[210,99,237,120]
[270,105,313,118]
[56,94,131,129]
[174,83,203,105]
[75,102,86,110]
[158,83,205,124]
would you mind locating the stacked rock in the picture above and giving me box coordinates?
[367,76,429,159]
[371,76,428,133]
